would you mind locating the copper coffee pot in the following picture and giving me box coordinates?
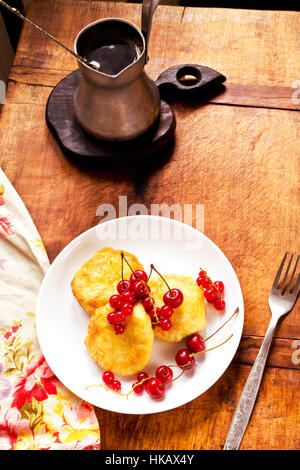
[73,3,161,141]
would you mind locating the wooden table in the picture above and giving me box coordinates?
[1,0,299,450]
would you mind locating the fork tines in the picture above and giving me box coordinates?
[272,252,300,296]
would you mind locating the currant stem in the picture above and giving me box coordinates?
[203,307,239,343]
[160,367,186,388]
[199,267,223,297]
[141,279,160,324]
[127,377,150,398]
[147,265,154,282]
[86,383,127,397]
[121,253,159,324]
[189,334,234,358]
[150,264,173,295]
[121,251,135,275]
[121,251,125,288]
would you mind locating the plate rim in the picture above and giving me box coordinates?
[36,215,244,415]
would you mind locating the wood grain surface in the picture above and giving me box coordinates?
[0,0,299,450]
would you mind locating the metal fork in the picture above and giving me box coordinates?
[224,252,300,450]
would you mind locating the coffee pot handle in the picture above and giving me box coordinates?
[156,64,226,102]
[142,0,160,64]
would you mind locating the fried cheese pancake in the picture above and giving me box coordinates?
[85,302,154,376]
[71,247,144,315]
[149,274,206,342]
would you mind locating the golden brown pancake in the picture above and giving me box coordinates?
[149,274,206,342]
[85,302,154,376]
[71,247,144,315]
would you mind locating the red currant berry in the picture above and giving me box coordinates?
[150,307,161,320]
[114,324,125,335]
[142,296,154,312]
[187,334,205,353]
[214,297,226,311]
[111,380,121,392]
[132,280,149,299]
[121,289,135,304]
[198,276,211,289]
[109,294,123,309]
[107,311,118,325]
[146,378,165,399]
[132,381,144,394]
[117,280,130,294]
[137,371,149,382]
[154,307,161,317]
[163,288,184,308]
[159,318,172,331]
[136,270,148,282]
[204,286,218,303]
[156,365,173,383]
[102,370,114,386]
[130,270,148,285]
[115,310,126,323]
[159,304,173,319]
[129,272,147,290]
[214,281,224,294]
[175,349,195,370]
[147,308,157,321]
[121,302,133,316]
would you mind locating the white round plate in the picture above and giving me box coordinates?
[36,215,244,415]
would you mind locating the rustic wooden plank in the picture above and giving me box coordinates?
[13,0,184,72]
[168,6,300,89]
[12,1,300,92]
[233,336,300,370]
[8,67,300,111]
[213,84,300,111]
[95,363,300,450]
[9,66,68,88]
[1,81,299,346]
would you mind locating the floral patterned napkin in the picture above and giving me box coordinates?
[0,168,100,450]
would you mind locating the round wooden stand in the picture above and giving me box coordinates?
[46,69,176,161]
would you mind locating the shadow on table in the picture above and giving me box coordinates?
[58,84,227,195]
[63,137,176,197]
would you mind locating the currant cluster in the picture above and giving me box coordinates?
[106,254,185,334]
[131,366,173,399]
[196,269,225,311]
[102,370,121,392]
[148,264,184,331]
[175,332,206,371]
[106,269,149,334]
[146,290,183,332]
[129,334,206,400]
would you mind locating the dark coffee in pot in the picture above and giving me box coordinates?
[86,40,138,75]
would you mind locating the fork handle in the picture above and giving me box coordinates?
[223,317,278,450]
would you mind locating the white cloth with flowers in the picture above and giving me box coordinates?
[0,168,100,450]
